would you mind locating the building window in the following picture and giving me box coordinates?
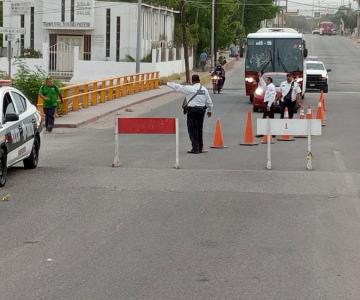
[116,17,121,62]
[61,0,65,22]
[20,15,25,56]
[106,9,111,58]
[84,35,91,60]
[49,34,57,71]
[30,7,34,49]
[71,0,75,22]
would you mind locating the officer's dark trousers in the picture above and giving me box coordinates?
[280,99,295,119]
[262,103,275,119]
[187,107,206,153]
[43,107,56,131]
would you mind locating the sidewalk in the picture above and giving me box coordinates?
[55,86,174,128]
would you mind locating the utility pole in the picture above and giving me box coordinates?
[211,0,215,71]
[241,0,246,32]
[6,36,12,79]
[136,0,142,73]
[180,0,190,83]
[214,0,218,65]
[357,0,360,38]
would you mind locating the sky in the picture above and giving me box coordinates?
[286,0,355,15]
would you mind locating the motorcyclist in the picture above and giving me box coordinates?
[211,63,226,87]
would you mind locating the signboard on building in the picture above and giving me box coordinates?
[0,27,26,35]
[42,0,95,30]
[9,1,34,15]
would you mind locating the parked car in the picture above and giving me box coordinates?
[253,72,287,112]
[312,29,320,35]
[0,86,43,186]
[305,60,331,93]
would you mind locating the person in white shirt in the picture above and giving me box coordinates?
[279,73,302,119]
[167,74,213,154]
[258,73,276,119]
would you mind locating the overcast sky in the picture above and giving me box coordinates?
[286,0,355,15]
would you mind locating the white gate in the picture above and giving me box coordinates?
[49,36,84,78]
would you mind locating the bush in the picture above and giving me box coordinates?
[12,62,62,105]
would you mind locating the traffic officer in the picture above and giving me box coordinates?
[279,73,301,119]
[167,74,213,154]
[258,73,276,119]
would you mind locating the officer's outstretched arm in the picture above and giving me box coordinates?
[167,82,193,95]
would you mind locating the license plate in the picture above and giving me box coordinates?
[310,83,315,87]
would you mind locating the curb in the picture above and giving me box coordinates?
[54,90,175,128]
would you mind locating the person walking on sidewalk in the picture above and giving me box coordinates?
[167,74,213,154]
[279,73,301,119]
[39,77,63,132]
[258,73,276,119]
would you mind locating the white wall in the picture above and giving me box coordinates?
[0,58,44,76]
[71,53,194,83]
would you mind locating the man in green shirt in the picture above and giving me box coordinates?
[39,77,63,132]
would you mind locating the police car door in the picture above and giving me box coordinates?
[1,91,22,166]
[10,91,35,160]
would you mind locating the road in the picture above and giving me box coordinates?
[0,35,360,300]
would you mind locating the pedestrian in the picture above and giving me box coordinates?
[199,51,208,72]
[38,77,63,132]
[258,73,276,119]
[167,74,213,154]
[279,73,301,119]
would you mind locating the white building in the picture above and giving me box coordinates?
[3,0,177,64]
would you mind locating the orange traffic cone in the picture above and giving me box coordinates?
[320,91,327,111]
[277,107,295,141]
[240,110,258,146]
[306,105,313,119]
[316,101,325,126]
[211,119,227,148]
[295,106,306,138]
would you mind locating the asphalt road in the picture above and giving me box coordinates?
[1,35,360,300]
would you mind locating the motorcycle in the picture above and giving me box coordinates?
[211,74,224,94]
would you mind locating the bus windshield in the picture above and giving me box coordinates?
[246,38,304,73]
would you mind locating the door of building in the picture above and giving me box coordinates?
[49,35,84,78]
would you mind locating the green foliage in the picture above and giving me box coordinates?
[141,53,152,62]
[125,54,135,62]
[20,48,42,58]
[12,62,62,105]
[147,0,277,60]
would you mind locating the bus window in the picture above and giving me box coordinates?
[246,39,273,72]
[274,38,303,73]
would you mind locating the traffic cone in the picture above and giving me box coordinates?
[316,101,325,126]
[319,98,327,121]
[211,119,228,148]
[277,107,295,141]
[240,110,258,146]
[295,106,306,138]
[320,91,327,111]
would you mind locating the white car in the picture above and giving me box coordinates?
[305,60,331,93]
[0,86,43,186]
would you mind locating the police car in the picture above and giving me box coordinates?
[0,85,42,187]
